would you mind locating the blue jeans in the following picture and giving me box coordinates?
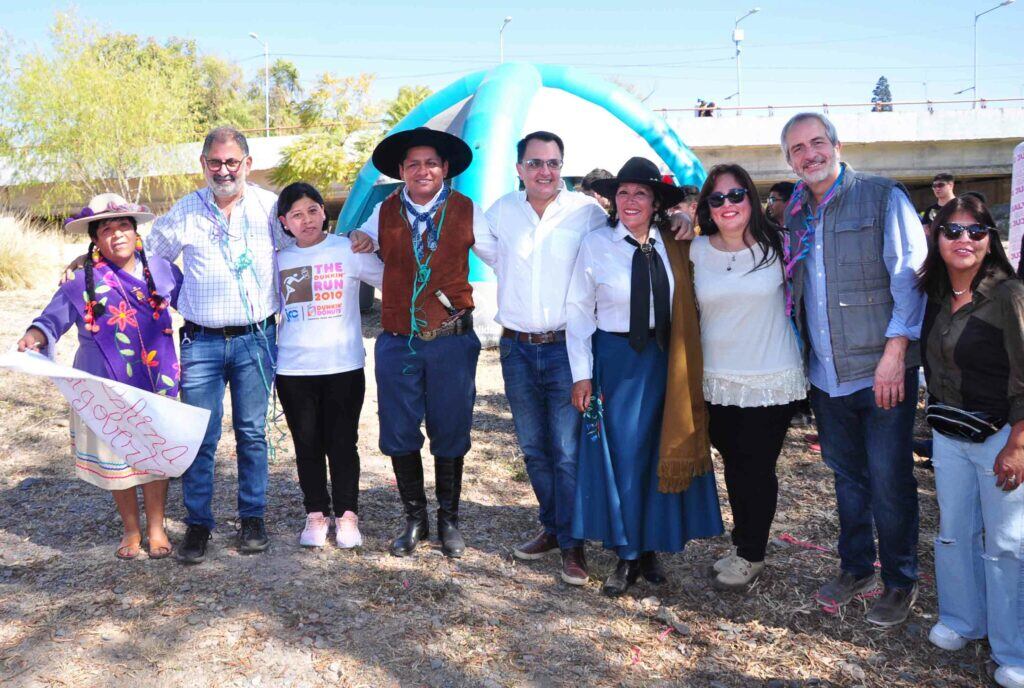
[374,331,480,457]
[809,368,919,589]
[179,324,277,529]
[499,338,581,549]
[933,426,1024,668]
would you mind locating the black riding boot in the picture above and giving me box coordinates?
[434,455,465,558]
[390,452,428,557]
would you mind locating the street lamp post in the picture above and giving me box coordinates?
[249,32,270,136]
[733,7,760,116]
[972,0,1015,109]
[499,17,512,64]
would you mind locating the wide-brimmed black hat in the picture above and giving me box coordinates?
[371,127,473,180]
[591,157,687,209]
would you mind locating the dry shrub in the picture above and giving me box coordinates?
[0,211,76,290]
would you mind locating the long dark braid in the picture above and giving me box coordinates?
[135,241,167,317]
[82,240,105,333]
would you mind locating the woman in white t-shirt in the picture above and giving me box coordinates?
[275,183,384,548]
[690,164,808,591]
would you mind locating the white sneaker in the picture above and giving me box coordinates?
[995,666,1024,688]
[713,551,740,574]
[714,556,765,590]
[928,622,969,651]
[299,512,330,547]
[336,511,362,549]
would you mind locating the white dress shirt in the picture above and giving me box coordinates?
[356,185,489,248]
[479,188,608,333]
[565,222,676,383]
[146,184,289,327]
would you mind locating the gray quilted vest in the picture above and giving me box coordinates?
[786,164,921,383]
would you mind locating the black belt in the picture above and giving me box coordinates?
[182,316,275,338]
[501,328,566,344]
[609,329,656,339]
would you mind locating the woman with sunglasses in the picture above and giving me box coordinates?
[691,164,807,591]
[916,195,1024,688]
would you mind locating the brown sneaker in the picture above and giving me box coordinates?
[561,547,588,586]
[513,529,559,560]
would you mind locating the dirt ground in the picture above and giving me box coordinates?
[0,283,999,688]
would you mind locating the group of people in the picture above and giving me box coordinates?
[16,112,1024,686]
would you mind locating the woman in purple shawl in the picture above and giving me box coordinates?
[17,194,183,560]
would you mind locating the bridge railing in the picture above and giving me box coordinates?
[663,97,1024,117]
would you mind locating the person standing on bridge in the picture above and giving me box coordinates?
[781,112,927,626]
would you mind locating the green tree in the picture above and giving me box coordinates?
[198,54,262,131]
[384,85,433,129]
[871,76,893,112]
[248,59,304,132]
[271,73,382,191]
[7,13,203,210]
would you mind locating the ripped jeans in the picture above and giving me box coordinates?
[932,426,1024,668]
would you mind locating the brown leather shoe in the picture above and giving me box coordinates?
[561,547,588,586]
[513,529,559,560]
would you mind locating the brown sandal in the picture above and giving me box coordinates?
[116,543,141,560]
[148,544,173,560]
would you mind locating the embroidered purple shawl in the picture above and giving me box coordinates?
[62,258,180,397]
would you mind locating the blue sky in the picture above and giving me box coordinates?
[5,1,1024,113]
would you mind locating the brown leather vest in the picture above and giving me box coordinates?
[378,189,475,334]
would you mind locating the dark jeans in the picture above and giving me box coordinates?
[809,369,919,589]
[276,369,365,516]
[708,401,798,562]
[499,338,581,549]
[374,331,481,457]
[179,323,277,530]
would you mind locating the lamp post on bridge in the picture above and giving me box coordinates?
[971,0,1015,109]
[732,7,760,116]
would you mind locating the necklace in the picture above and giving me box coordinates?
[725,253,738,272]
[952,286,970,297]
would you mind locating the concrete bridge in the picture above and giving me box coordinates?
[667,107,1024,208]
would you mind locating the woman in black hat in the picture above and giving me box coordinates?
[565,157,723,596]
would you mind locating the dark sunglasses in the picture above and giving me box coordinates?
[707,188,749,208]
[938,223,991,241]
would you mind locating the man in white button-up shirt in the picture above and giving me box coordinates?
[477,131,608,586]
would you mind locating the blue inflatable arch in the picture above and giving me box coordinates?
[338,62,706,281]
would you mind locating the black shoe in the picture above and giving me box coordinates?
[639,551,667,584]
[391,453,429,557]
[602,558,640,597]
[238,517,270,553]
[176,524,211,564]
[866,583,919,627]
[815,570,877,607]
[435,456,465,558]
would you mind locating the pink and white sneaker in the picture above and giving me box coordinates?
[299,512,330,547]
[336,511,362,549]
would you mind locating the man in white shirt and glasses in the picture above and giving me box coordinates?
[475,131,608,586]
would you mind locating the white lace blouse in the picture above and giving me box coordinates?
[691,236,807,407]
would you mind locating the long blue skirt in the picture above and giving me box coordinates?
[572,329,723,559]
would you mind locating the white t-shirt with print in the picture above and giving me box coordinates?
[276,233,384,376]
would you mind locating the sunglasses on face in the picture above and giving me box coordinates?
[938,223,991,241]
[766,195,785,204]
[707,188,748,208]
[204,157,245,172]
[523,158,563,170]
[931,182,949,189]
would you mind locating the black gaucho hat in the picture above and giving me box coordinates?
[591,157,687,209]
[371,127,473,180]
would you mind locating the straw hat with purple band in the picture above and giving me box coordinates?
[371,127,473,181]
[63,193,155,234]
[591,157,688,209]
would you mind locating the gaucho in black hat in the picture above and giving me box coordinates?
[349,127,486,559]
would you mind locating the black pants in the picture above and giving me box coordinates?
[708,401,798,562]
[276,369,365,516]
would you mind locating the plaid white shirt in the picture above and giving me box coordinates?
[146,184,291,327]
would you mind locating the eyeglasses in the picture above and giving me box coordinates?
[707,188,748,208]
[523,158,563,170]
[766,195,785,205]
[203,157,246,172]
[938,223,991,241]
[931,182,950,189]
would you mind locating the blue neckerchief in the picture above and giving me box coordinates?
[402,184,450,262]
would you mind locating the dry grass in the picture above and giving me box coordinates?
[0,211,83,291]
